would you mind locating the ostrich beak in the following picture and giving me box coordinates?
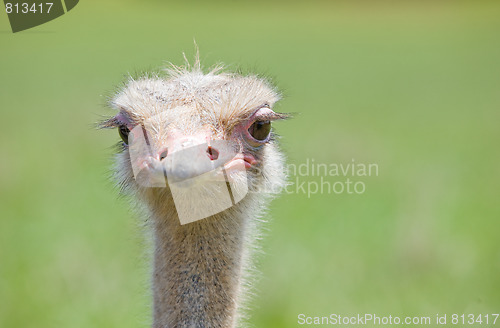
[131,132,249,224]
[161,139,240,183]
[128,126,248,188]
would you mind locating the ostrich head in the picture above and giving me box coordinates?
[103,60,287,222]
[101,58,288,328]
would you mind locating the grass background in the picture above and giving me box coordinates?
[1,1,499,327]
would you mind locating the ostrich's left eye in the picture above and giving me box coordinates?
[118,125,130,145]
[248,120,271,141]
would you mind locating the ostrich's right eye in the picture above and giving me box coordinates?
[118,125,130,145]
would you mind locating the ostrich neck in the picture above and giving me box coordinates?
[151,205,247,328]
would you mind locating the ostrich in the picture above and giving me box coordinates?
[100,57,287,328]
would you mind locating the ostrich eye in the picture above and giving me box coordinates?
[248,120,271,141]
[118,125,130,145]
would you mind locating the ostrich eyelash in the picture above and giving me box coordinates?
[246,104,290,123]
[98,111,136,129]
[98,116,121,129]
[254,112,289,122]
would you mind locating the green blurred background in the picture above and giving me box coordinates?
[1,1,499,327]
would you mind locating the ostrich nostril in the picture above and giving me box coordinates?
[206,146,219,161]
[159,149,168,161]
